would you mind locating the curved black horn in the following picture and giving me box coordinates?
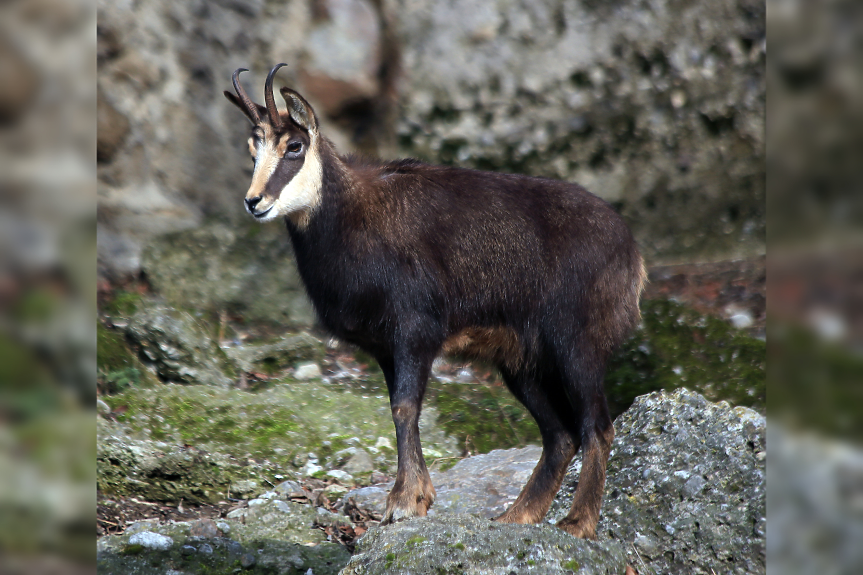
[232,68,261,124]
[264,63,288,129]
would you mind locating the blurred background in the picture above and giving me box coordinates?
[0,0,96,572]
[767,0,863,573]
[0,0,857,571]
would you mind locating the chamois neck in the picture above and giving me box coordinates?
[284,137,350,233]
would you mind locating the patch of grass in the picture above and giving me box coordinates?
[406,536,426,548]
[562,558,580,571]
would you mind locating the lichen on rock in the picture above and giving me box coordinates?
[340,514,626,574]
[548,388,766,574]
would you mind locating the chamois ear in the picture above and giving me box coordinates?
[223,91,266,125]
[279,87,318,134]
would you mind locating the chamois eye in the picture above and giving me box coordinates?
[286,142,303,155]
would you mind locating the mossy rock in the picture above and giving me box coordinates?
[223,333,324,374]
[97,323,160,392]
[141,222,316,328]
[124,299,237,387]
[97,419,261,504]
[97,522,350,575]
[102,290,144,318]
[605,299,766,418]
[99,381,460,496]
[340,514,625,574]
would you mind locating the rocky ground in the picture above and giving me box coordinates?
[96,389,766,574]
[96,254,766,574]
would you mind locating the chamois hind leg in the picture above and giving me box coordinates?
[494,366,579,525]
[555,340,614,540]
[377,346,437,525]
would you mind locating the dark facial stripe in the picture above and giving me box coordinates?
[264,155,305,197]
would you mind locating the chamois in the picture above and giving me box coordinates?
[224,64,646,539]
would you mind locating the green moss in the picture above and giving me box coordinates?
[103,291,143,317]
[427,382,541,454]
[451,542,465,551]
[385,552,396,569]
[97,323,134,373]
[406,535,427,548]
[562,558,580,571]
[527,559,536,565]
[122,544,144,555]
[97,323,160,393]
[605,299,766,418]
[102,382,407,472]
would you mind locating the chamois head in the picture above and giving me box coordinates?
[224,64,322,225]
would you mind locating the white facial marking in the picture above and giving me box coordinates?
[245,130,322,226]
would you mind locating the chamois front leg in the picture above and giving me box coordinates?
[378,349,436,525]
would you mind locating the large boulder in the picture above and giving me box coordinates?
[341,514,625,575]
[549,388,766,574]
[97,518,351,575]
[141,222,316,328]
[390,0,765,263]
[342,445,544,519]
[98,381,461,499]
[97,418,264,504]
[124,300,236,387]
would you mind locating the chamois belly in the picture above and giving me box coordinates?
[441,326,523,372]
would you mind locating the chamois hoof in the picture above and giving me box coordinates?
[556,516,598,540]
[493,507,536,525]
[381,482,436,525]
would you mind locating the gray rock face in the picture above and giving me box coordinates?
[125,300,235,386]
[549,388,766,574]
[97,519,350,575]
[342,445,543,519]
[302,0,382,116]
[430,445,542,518]
[97,418,261,504]
[342,448,375,475]
[223,333,324,373]
[390,0,765,263]
[141,222,316,327]
[340,514,625,575]
[98,0,764,279]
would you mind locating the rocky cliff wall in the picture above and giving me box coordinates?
[97,0,764,279]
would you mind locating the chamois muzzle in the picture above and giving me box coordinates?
[231,68,260,124]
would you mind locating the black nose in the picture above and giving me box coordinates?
[245,196,262,211]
